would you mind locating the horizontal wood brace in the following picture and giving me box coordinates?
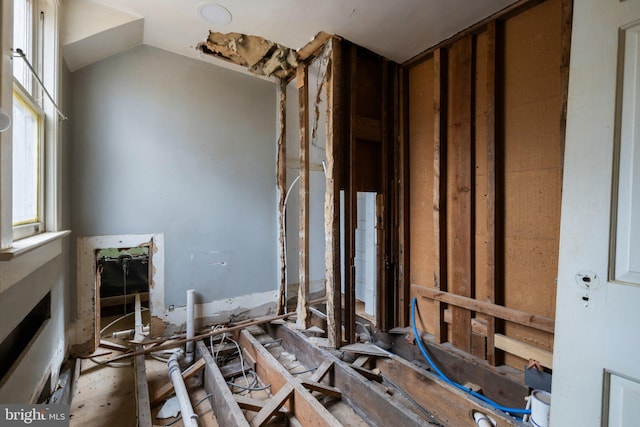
[413,284,555,333]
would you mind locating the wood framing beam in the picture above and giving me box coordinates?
[238,330,342,427]
[309,359,334,382]
[402,0,545,67]
[398,66,410,327]
[345,45,357,344]
[133,293,152,426]
[251,383,294,427]
[234,395,287,415]
[413,284,555,333]
[300,379,342,399]
[326,37,342,348]
[265,323,447,426]
[277,80,287,315]
[448,36,474,353]
[485,21,498,366]
[374,355,522,426]
[297,64,311,329]
[107,312,294,362]
[298,32,333,62]
[196,341,250,427]
[134,347,152,427]
[494,334,553,369]
[150,358,206,407]
[433,47,448,344]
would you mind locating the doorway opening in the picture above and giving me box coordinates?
[354,192,378,322]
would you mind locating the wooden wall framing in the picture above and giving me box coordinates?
[402,0,571,369]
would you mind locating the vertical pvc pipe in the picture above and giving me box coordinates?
[185,289,195,364]
[167,350,198,427]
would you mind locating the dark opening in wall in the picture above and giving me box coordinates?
[0,292,51,382]
[97,247,150,317]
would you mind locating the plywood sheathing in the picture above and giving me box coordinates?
[501,0,562,367]
[407,0,564,370]
[198,32,298,78]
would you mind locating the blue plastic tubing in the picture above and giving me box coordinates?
[411,297,531,416]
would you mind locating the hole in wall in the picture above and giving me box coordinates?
[0,292,51,383]
[95,246,150,339]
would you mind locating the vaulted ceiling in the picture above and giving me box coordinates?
[61,0,516,73]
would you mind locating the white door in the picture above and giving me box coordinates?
[552,0,640,425]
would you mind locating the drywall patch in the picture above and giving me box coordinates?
[162,289,278,335]
[198,31,297,78]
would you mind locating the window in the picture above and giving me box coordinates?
[10,0,58,241]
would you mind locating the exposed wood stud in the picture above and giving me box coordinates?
[402,0,545,67]
[485,21,497,366]
[297,64,311,329]
[433,48,448,344]
[326,38,343,348]
[397,67,410,327]
[276,80,287,315]
[448,37,473,353]
[297,31,333,62]
[345,45,358,344]
[414,284,555,333]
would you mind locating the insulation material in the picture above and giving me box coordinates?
[198,31,297,78]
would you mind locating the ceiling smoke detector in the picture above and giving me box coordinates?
[198,2,232,25]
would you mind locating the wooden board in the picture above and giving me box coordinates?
[150,358,206,407]
[375,355,524,426]
[297,64,311,328]
[413,284,554,333]
[433,48,448,344]
[196,341,250,427]
[407,57,437,336]
[446,36,473,353]
[326,37,342,348]
[238,330,342,427]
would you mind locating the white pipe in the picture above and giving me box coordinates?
[185,289,195,364]
[473,411,493,427]
[168,350,198,427]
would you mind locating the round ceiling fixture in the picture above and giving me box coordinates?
[198,2,232,25]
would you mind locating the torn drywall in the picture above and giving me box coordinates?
[198,31,297,78]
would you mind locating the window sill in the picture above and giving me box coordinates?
[0,230,71,261]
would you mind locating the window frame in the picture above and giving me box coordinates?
[7,0,60,243]
[11,83,44,240]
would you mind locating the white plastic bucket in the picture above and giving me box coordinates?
[530,389,551,427]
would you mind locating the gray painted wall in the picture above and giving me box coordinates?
[70,45,277,306]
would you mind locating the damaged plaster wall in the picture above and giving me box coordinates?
[284,46,332,306]
[70,45,277,334]
[199,32,298,79]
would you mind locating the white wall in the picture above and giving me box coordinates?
[69,45,278,327]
